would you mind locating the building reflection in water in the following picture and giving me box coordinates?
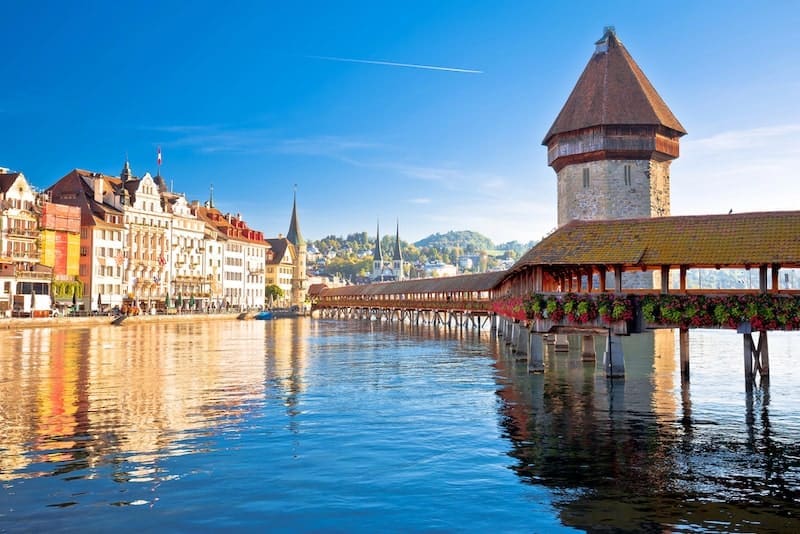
[0,321,279,484]
[493,329,799,531]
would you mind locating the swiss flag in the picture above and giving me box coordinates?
[157,146,162,166]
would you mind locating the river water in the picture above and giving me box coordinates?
[1,318,799,532]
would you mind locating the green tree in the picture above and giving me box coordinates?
[265,284,284,307]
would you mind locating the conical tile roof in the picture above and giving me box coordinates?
[543,28,686,145]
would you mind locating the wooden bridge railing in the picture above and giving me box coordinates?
[313,298,493,313]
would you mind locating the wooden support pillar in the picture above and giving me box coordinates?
[660,265,670,294]
[743,332,754,384]
[604,334,625,378]
[760,331,770,377]
[679,266,687,292]
[506,321,516,346]
[490,314,497,332]
[598,266,607,292]
[581,334,596,361]
[527,331,544,373]
[614,265,623,292]
[679,328,690,379]
[759,265,768,293]
[771,264,780,293]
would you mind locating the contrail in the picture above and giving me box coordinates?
[308,55,483,74]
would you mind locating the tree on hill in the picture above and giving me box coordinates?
[414,230,494,253]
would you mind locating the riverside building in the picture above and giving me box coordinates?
[48,159,281,313]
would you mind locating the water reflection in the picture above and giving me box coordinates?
[494,329,800,531]
[2,320,800,531]
[0,322,269,486]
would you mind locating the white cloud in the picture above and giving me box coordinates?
[673,123,800,216]
[691,124,800,152]
[148,124,382,160]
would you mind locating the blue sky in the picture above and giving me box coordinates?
[3,1,799,244]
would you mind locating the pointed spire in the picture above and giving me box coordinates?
[392,219,403,261]
[209,183,215,209]
[120,157,132,183]
[286,185,304,246]
[373,219,383,262]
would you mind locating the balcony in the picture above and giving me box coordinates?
[5,228,39,239]
[16,271,52,281]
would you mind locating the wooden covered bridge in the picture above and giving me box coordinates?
[314,210,800,383]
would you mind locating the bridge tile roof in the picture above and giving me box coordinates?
[321,271,506,297]
[512,211,800,270]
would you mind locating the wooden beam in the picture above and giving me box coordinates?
[771,264,780,293]
[598,266,607,292]
[660,265,670,294]
[679,266,687,292]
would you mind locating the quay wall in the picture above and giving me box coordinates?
[0,312,245,330]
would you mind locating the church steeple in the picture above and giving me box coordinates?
[208,183,215,209]
[392,220,404,281]
[392,220,403,262]
[120,158,133,183]
[373,220,383,263]
[286,188,304,246]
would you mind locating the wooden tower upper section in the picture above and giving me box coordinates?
[543,28,687,226]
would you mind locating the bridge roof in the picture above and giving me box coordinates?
[510,211,800,271]
[320,271,506,297]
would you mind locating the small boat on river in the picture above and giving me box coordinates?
[254,310,273,320]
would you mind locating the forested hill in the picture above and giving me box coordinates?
[413,230,493,253]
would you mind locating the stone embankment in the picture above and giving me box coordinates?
[0,312,244,330]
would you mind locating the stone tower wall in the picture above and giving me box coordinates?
[557,159,672,226]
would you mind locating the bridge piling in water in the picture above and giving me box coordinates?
[527,330,545,373]
[581,334,596,361]
[679,329,690,380]
[515,325,528,358]
[742,330,770,385]
[604,334,625,378]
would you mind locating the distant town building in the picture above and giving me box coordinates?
[423,261,458,278]
[266,191,308,309]
[370,220,405,281]
[1,169,68,315]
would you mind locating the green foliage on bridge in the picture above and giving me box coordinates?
[492,292,800,331]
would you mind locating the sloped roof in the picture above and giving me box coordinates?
[320,271,507,297]
[393,222,403,261]
[48,169,124,227]
[510,211,800,270]
[0,172,22,193]
[307,283,327,297]
[286,192,304,246]
[373,222,383,262]
[265,237,293,264]
[543,28,686,145]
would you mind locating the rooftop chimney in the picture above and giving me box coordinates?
[94,177,104,203]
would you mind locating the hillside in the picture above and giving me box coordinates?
[414,230,493,253]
